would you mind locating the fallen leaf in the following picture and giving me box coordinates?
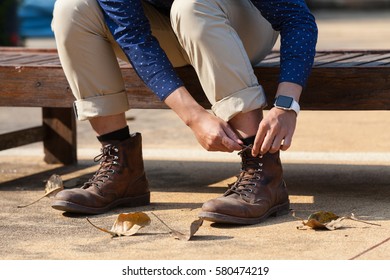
[294,211,381,230]
[323,217,345,230]
[189,218,204,238]
[151,212,203,241]
[86,212,151,237]
[307,211,339,224]
[17,174,64,208]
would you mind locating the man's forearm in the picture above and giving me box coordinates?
[163,86,206,127]
[276,82,303,102]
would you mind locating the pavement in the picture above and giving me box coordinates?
[0,10,389,262]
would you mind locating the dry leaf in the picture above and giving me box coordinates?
[87,212,151,237]
[303,211,342,230]
[17,174,64,208]
[189,218,204,238]
[307,211,339,224]
[294,211,381,230]
[151,212,203,241]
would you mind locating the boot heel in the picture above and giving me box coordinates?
[272,201,290,217]
[121,192,150,207]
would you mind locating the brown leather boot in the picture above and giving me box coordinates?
[199,147,290,224]
[52,133,150,214]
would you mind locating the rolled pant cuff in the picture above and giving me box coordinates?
[212,85,267,122]
[73,91,130,121]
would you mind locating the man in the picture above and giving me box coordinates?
[51,0,317,224]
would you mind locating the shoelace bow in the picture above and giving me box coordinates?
[225,144,264,200]
[82,144,120,189]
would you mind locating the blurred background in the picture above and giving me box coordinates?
[0,0,55,47]
[1,0,390,48]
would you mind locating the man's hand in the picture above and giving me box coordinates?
[164,86,242,152]
[187,110,243,152]
[249,81,302,156]
[252,107,297,156]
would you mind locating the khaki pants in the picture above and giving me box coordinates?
[52,0,278,121]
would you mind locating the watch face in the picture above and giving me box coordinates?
[275,95,293,108]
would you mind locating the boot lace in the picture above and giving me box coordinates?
[224,145,264,202]
[81,144,120,190]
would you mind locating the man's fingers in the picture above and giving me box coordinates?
[222,124,243,151]
[280,135,292,151]
[252,108,297,155]
[269,134,285,153]
[252,123,267,156]
[220,137,236,152]
[260,132,275,154]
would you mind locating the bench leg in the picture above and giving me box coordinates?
[42,107,77,165]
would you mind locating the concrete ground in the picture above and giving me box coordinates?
[0,10,389,261]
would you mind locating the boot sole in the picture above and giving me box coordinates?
[51,192,150,215]
[198,200,290,225]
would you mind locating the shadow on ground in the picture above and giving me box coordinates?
[1,159,389,221]
[0,158,389,260]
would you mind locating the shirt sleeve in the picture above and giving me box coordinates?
[97,0,183,100]
[252,0,318,87]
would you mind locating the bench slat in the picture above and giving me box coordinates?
[0,54,27,63]
[0,66,74,107]
[322,53,390,67]
[0,54,42,64]
[1,48,389,111]
[0,54,60,66]
[312,53,349,63]
[314,53,365,67]
[261,53,280,60]
[359,57,390,67]
[0,126,44,150]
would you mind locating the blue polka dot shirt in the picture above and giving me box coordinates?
[252,0,318,86]
[97,0,318,100]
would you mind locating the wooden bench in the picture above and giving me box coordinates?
[1,47,390,164]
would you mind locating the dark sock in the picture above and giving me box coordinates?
[97,126,130,143]
[241,135,256,146]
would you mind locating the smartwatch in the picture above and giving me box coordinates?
[273,95,300,116]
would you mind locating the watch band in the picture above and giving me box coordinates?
[273,95,300,115]
[288,99,300,115]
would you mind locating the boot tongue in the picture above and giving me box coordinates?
[99,139,121,147]
[241,149,262,173]
[81,143,120,192]
[223,149,260,198]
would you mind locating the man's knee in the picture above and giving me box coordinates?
[52,0,102,45]
[171,0,198,19]
[53,0,94,23]
[171,0,215,41]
